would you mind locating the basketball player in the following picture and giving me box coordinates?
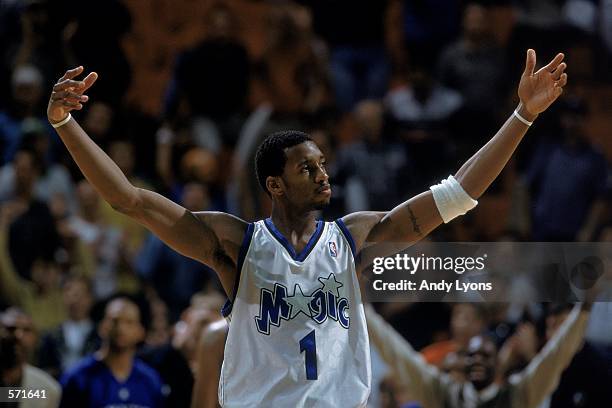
[47,49,567,407]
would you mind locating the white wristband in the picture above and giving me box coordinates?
[51,113,72,129]
[430,175,478,223]
[513,109,533,127]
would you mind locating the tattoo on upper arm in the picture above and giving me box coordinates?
[407,205,422,237]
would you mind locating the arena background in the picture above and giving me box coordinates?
[0,0,610,407]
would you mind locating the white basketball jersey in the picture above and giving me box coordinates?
[219,218,371,407]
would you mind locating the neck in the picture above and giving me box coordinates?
[97,345,135,381]
[270,204,318,239]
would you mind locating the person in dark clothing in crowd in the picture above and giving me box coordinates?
[60,296,164,408]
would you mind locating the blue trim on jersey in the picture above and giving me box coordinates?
[222,222,255,318]
[264,218,324,262]
[334,218,356,259]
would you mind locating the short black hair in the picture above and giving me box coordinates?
[92,293,151,331]
[254,130,312,195]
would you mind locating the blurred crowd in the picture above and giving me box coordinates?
[0,0,611,407]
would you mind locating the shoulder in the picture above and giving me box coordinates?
[60,355,100,386]
[194,211,249,248]
[23,365,61,393]
[133,358,163,388]
[338,212,386,253]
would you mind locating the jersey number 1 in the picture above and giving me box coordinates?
[299,330,318,380]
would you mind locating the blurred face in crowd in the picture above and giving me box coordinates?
[206,5,236,39]
[464,335,497,390]
[0,309,37,369]
[451,304,486,346]
[63,277,94,322]
[354,100,383,143]
[181,182,210,212]
[30,257,61,293]
[442,350,467,383]
[76,180,101,219]
[83,102,114,138]
[463,3,489,43]
[109,141,135,177]
[272,141,330,211]
[12,66,43,110]
[99,299,145,352]
[180,148,217,184]
[13,150,39,196]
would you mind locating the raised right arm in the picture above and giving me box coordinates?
[47,67,245,294]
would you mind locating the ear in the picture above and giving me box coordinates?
[266,176,284,197]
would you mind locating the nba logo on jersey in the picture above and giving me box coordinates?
[328,241,337,257]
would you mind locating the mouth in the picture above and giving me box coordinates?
[316,185,331,195]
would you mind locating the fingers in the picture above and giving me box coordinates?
[55,68,98,93]
[551,62,567,81]
[541,52,565,74]
[81,72,98,92]
[59,66,84,81]
[556,73,568,88]
[51,90,89,103]
[523,49,536,77]
[53,79,86,92]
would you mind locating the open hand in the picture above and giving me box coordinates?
[518,49,568,116]
[47,66,98,124]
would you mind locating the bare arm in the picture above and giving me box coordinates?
[511,305,590,407]
[47,67,246,294]
[344,50,568,250]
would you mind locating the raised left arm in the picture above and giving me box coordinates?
[343,49,568,251]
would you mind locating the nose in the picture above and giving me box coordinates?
[315,164,328,183]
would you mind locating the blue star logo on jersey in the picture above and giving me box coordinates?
[254,273,350,335]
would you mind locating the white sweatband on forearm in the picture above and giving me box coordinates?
[430,175,478,223]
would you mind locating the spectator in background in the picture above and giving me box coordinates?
[2,0,70,90]
[366,302,593,408]
[399,0,461,66]
[0,119,74,211]
[543,303,612,408]
[3,147,60,280]
[0,307,61,408]
[62,0,131,106]
[336,100,413,211]
[437,2,507,149]
[64,180,123,299]
[60,296,164,408]
[38,275,100,379]
[385,63,462,183]
[99,139,150,261]
[420,303,486,367]
[303,0,390,111]
[0,64,51,164]
[0,227,65,332]
[526,97,608,241]
[135,182,219,322]
[163,2,249,152]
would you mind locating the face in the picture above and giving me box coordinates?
[463,3,488,41]
[464,335,497,390]
[14,151,38,192]
[99,299,145,351]
[0,310,36,367]
[63,278,93,321]
[269,141,330,211]
[451,304,485,345]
